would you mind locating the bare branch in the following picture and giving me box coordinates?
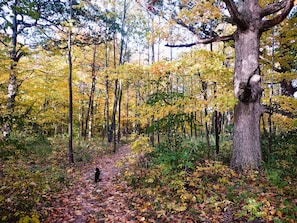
[165,34,234,47]
[260,0,294,30]
[260,0,288,17]
[222,0,248,29]
[222,15,237,25]
[171,15,199,36]
[0,38,9,47]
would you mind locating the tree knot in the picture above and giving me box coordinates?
[238,67,263,103]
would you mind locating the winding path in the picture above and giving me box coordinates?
[44,145,136,223]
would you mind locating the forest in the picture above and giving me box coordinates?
[0,0,297,222]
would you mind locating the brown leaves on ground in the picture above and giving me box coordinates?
[123,160,297,222]
[43,145,136,223]
[41,145,297,223]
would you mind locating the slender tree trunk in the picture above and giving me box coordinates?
[213,83,220,155]
[103,42,109,141]
[119,0,127,65]
[214,111,221,155]
[113,0,117,67]
[268,27,275,154]
[190,76,194,139]
[54,123,58,137]
[103,98,107,140]
[268,104,273,153]
[135,81,141,135]
[205,113,211,158]
[88,103,94,139]
[106,76,112,142]
[117,80,122,143]
[150,116,155,146]
[111,79,119,152]
[67,0,74,163]
[62,112,65,136]
[78,101,83,138]
[182,80,186,138]
[202,82,211,157]
[151,17,155,64]
[125,82,129,138]
[2,2,19,139]
[157,118,160,146]
[190,112,193,138]
[84,45,97,140]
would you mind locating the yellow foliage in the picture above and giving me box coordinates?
[146,178,154,183]
[273,96,297,116]
[272,113,297,132]
[131,135,153,154]
[19,215,40,223]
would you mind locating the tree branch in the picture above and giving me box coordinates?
[222,0,249,29]
[262,104,296,118]
[165,34,234,47]
[171,15,199,36]
[260,0,288,17]
[259,55,287,73]
[260,0,294,30]
[0,38,9,47]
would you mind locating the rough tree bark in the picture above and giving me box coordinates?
[231,28,263,170]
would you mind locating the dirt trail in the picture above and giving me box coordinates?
[44,145,136,223]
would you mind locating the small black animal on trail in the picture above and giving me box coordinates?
[95,167,101,182]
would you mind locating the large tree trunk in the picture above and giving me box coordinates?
[231,29,263,170]
[224,0,294,171]
[232,102,262,170]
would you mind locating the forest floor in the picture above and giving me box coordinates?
[44,144,136,223]
[2,136,296,223]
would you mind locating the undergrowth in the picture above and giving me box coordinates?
[122,132,297,222]
[0,133,109,223]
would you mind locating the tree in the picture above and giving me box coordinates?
[0,0,67,139]
[67,0,74,163]
[226,0,294,170]
[157,0,295,170]
[16,49,69,136]
[84,45,97,140]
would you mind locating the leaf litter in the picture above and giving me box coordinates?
[41,144,297,223]
[43,145,136,223]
